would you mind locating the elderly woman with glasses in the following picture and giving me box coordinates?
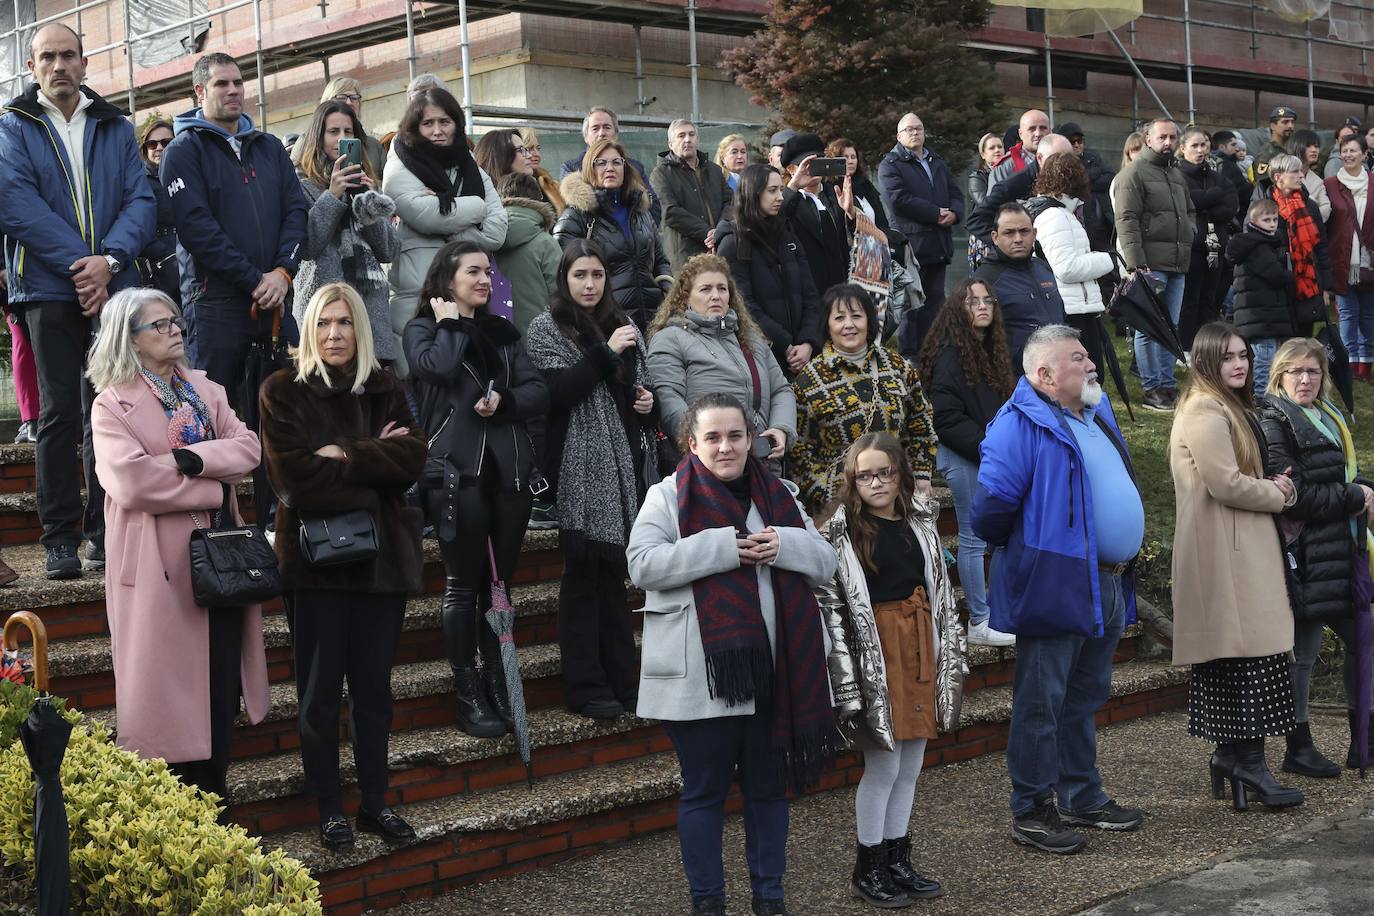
[88,287,268,806]
[1257,338,1374,780]
[1254,153,1333,338]
[555,137,672,330]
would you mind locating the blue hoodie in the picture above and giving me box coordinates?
[972,377,1139,638]
[158,109,308,305]
[0,84,155,303]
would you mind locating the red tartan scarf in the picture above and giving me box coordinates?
[675,453,840,790]
[1274,188,1321,300]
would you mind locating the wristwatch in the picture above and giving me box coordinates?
[104,254,121,275]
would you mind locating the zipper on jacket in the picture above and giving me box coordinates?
[504,349,523,492]
[427,408,454,448]
[1067,462,1076,528]
[461,362,489,476]
[4,106,94,252]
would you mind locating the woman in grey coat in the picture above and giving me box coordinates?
[628,391,838,916]
[292,100,401,361]
[646,254,796,460]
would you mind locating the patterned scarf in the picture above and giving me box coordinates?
[1274,188,1321,300]
[676,454,840,791]
[139,367,215,449]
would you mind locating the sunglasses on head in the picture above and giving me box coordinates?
[143,138,172,150]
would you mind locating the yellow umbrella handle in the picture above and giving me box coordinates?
[3,611,49,694]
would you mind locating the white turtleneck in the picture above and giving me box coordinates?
[36,89,95,233]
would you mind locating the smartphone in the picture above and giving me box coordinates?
[484,379,495,403]
[338,137,362,168]
[809,157,848,178]
[752,435,773,460]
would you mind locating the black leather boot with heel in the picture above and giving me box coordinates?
[1282,721,1342,778]
[1230,738,1304,811]
[478,600,515,730]
[441,580,507,738]
[1210,743,1236,799]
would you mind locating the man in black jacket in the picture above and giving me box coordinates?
[975,204,1065,373]
[160,53,309,404]
[650,118,734,273]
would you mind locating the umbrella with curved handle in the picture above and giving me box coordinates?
[4,611,72,916]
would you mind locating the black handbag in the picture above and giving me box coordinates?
[297,508,379,567]
[188,483,282,608]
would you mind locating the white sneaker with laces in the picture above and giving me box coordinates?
[967,620,1015,647]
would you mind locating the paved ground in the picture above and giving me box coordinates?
[386,710,1374,915]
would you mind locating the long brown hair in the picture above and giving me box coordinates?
[296,100,377,188]
[647,253,768,351]
[1177,322,1261,474]
[917,278,1015,399]
[823,433,916,574]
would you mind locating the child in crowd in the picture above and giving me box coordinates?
[1227,198,1293,396]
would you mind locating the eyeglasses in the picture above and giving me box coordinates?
[593,157,626,169]
[1283,367,1322,379]
[898,126,924,134]
[514,146,533,158]
[333,93,362,103]
[525,144,541,154]
[854,467,896,486]
[143,137,171,150]
[131,316,187,336]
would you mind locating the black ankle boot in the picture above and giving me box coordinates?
[1282,721,1342,778]
[441,581,507,738]
[1230,738,1304,810]
[885,835,942,899]
[850,841,912,908]
[1347,710,1373,771]
[1210,743,1237,799]
[478,621,514,729]
[452,667,507,738]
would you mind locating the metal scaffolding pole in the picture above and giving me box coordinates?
[634,25,646,115]
[1129,18,1138,126]
[252,0,266,127]
[404,0,417,83]
[1043,32,1055,126]
[1182,0,1195,124]
[1305,22,1316,129]
[123,0,135,116]
[687,0,699,123]
[458,0,473,131]
[1100,16,1172,121]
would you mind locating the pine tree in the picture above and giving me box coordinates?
[724,0,1006,174]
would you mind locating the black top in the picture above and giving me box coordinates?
[864,514,925,603]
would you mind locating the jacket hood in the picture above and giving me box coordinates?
[1138,146,1178,169]
[558,172,650,215]
[671,308,740,337]
[886,143,945,166]
[4,82,125,121]
[501,196,556,236]
[1024,194,1072,221]
[657,149,710,170]
[1002,375,1120,442]
[980,245,1037,269]
[1227,227,1281,260]
[173,108,257,141]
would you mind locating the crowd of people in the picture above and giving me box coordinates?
[1,21,1372,916]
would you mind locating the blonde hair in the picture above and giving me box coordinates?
[715,133,748,172]
[1120,131,1144,171]
[1269,152,1303,176]
[1266,337,1334,402]
[293,283,380,394]
[87,288,185,392]
[320,76,362,105]
[580,137,647,199]
[647,253,768,350]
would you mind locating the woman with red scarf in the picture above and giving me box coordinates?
[1257,153,1333,337]
[628,391,839,916]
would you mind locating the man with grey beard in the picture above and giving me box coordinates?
[973,324,1145,856]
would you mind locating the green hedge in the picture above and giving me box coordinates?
[0,679,321,914]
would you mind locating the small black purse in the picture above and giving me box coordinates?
[188,483,282,608]
[298,509,379,566]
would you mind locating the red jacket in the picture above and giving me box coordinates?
[1323,173,1374,295]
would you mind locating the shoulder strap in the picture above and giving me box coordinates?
[738,339,763,413]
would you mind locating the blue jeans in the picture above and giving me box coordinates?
[1007,572,1126,816]
[1336,291,1374,363]
[936,444,990,626]
[1250,337,1278,399]
[1133,271,1186,392]
[664,711,788,903]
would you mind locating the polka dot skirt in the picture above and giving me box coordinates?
[1187,654,1296,742]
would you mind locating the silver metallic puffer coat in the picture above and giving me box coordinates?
[816,497,968,751]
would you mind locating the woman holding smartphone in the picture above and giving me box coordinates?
[294,100,401,364]
[402,240,549,738]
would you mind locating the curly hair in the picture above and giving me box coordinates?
[916,278,1015,400]
[1032,151,1091,201]
[646,253,768,350]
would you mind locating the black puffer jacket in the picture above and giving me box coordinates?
[925,344,1007,465]
[1179,159,1238,253]
[1258,394,1369,623]
[554,174,671,330]
[714,218,821,372]
[1227,227,1293,341]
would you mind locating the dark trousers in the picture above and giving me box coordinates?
[22,301,102,548]
[664,711,788,903]
[909,259,948,355]
[168,606,244,800]
[559,553,638,710]
[1067,313,1106,376]
[1179,254,1222,350]
[184,296,299,412]
[291,588,406,816]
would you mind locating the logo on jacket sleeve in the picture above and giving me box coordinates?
[167,177,185,197]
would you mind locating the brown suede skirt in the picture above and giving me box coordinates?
[872,585,938,741]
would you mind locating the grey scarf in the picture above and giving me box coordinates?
[525,313,645,558]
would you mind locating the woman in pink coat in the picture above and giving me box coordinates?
[89,287,269,803]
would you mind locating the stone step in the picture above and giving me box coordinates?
[266,658,1189,915]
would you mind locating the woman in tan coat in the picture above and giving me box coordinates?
[1170,321,1303,812]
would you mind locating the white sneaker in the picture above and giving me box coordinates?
[967,620,1015,647]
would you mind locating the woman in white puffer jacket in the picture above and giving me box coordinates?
[1026,151,1121,368]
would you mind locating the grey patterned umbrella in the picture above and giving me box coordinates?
[485,541,533,787]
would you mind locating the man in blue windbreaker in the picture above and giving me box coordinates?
[972,324,1146,855]
[0,23,156,580]
[158,52,308,404]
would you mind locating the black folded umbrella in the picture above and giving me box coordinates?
[1108,271,1187,366]
[5,611,71,916]
[240,309,293,526]
[1087,314,1134,422]
[1316,320,1355,414]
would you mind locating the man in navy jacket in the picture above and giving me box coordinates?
[878,112,963,351]
[159,52,308,403]
[0,23,155,579]
[974,204,1066,373]
[973,325,1146,855]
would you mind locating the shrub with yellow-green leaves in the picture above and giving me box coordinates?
[0,680,321,914]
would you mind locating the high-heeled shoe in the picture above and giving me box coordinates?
[1229,738,1304,811]
[1209,742,1236,800]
